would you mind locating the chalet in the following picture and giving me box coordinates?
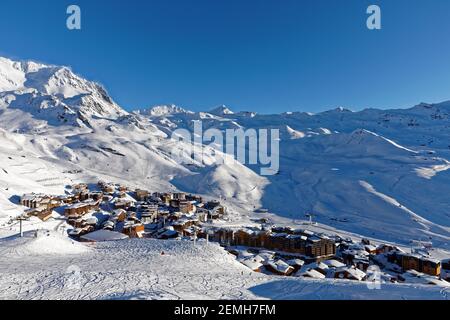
[89,192,103,201]
[397,253,441,276]
[173,192,186,200]
[181,227,195,237]
[160,193,173,205]
[376,244,401,255]
[265,260,295,276]
[126,211,138,221]
[334,266,366,281]
[25,207,53,221]
[364,244,377,254]
[240,258,263,272]
[114,199,133,210]
[135,189,150,201]
[233,229,257,247]
[21,194,59,209]
[73,183,88,192]
[308,262,330,276]
[64,200,100,217]
[112,209,127,222]
[323,259,346,269]
[172,218,199,232]
[158,227,179,239]
[206,200,221,209]
[206,201,226,218]
[186,194,203,203]
[421,258,441,277]
[306,235,336,258]
[215,227,336,258]
[286,259,305,272]
[301,269,325,279]
[158,208,170,218]
[102,184,116,194]
[68,218,86,228]
[212,228,234,245]
[69,225,95,238]
[36,209,53,222]
[341,248,368,265]
[267,233,289,251]
[195,208,209,223]
[140,204,158,223]
[168,211,183,222]
[169,199,180,209]
[122,223,145,238]
[58,194,78,205]
[78,191,89,201]
[386,249,403,265]
[354,257,370,271]
[179,200,195,214]
[272,226,293,234]
[97,180,106,188]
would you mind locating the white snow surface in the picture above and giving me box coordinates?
[0,56,450,300]
[0,239,447,300]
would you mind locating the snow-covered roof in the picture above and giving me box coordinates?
[241,258,263,271]
[364,244,377,251]
[302,269,325,279]
[267,260,293,274]
[336,267,366,281]
[287,259,305,267]
[323,259,346,268]
[80,230,129,242]
[66,202,90,209]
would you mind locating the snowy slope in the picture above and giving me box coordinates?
[0,56,450,300]
[0,56,449,249]
[137,102,450,248]
[0,238,447,300]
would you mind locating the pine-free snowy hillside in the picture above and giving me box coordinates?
[0,237,447,300]
[0,57,265,225]
[138,103,450,248]
[0,57,125,128]
[0,56,449,250]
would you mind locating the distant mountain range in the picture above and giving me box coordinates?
[0,56,449,248]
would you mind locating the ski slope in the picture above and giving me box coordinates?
[0,56,449,300]
[0,235,447,300]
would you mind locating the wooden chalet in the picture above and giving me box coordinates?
[398,253,441,276]
[64,200,100,217]
[135,189,150,201]
[178,200,195,214]
[122,223,145,238]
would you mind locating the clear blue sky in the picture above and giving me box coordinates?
[1,0,450,113]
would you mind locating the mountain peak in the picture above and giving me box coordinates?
[209,105,234,116]
[0,56,127,123]
[135,105,192,117]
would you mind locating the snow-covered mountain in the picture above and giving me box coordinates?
[0,57,126,128]
[135,101,450,248]
[0,56,449,250]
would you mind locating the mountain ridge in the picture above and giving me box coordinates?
[0,56,449,248]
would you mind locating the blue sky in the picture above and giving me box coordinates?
[1,0,450,114]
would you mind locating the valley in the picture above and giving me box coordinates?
[0,56,449,299]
